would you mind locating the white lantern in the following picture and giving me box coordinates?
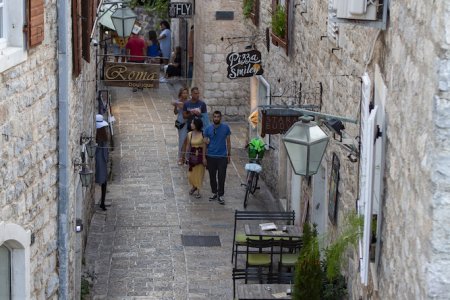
[111,6,137,37]
[282,116,329,176]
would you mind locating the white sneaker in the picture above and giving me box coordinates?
[159,77,168,83]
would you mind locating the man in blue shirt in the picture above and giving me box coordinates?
[204,111,231,205]
[182,87,207,132]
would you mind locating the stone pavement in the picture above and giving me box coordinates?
[84,82,282,299]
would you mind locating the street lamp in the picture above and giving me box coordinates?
[282,116,329,177]
[74,158,94,187]
[111,5,137,37]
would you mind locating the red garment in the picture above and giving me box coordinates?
[125,35,146,62]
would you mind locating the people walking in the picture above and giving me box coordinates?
[125,28,146,63]
[95,114,109,211]
[182,87,207,132]
[173,87,189,165]
[181,118,206,198]
[158,20,171,65]
[146,30,161,64]
[203,111,231,205]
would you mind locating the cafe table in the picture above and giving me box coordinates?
[237,284,292,299]
[244,224,302,240]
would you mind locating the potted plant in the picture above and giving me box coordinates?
[270,3,288,52]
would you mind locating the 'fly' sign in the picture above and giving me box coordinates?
[169,2,193,18]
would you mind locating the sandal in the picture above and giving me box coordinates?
[177,159,183,165]
[194,191,201,198]
[189,187,197,195]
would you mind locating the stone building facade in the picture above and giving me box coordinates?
[0,0,97,298]
[188,0,252,120]
[213,0,450,299]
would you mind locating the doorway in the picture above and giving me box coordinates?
[312,165,327,235]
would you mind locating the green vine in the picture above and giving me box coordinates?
[271,3,286,38]
[243,0,254,19]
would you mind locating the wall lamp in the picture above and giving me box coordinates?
[73,158,94,187]
[80,132,97,159]
[278,107,358,176]
[324,118,360,161]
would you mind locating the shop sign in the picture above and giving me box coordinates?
[103,62,159,88]
[260,109,301,137]
[226,50,263,79]
[169,2,193,18]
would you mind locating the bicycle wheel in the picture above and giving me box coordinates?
[244,172,254,208]
[250,173,259,194]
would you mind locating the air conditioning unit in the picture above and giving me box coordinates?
[334,0,378,20]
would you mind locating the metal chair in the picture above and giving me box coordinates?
[245,238,276,283]
[277,238,303,275]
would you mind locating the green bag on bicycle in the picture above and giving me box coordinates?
[248,138,266,159]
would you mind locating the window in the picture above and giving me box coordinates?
[0,0,26,72]
[270,0,289,55]
[0,223,31,299]
[0,245,11,300]
[0,0,5,43]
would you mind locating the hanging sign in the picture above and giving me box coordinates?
[169,2,193,18]
[260,109,301,137]
[103,62,159,88]
[226,50,264,79]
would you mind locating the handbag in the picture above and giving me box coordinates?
[175,120,185,129]
[187,132,204,171]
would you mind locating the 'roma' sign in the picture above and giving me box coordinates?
[226,50,263,79]
[103,62,159,88]
[260,109,302,137]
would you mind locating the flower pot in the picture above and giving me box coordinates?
[270,32,288,55]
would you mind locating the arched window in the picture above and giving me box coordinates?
[0,223,30,300]
[0,245,11,299]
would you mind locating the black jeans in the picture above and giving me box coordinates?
[207,156,228,196]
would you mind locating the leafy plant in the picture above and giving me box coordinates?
[271,3,286,38]
[80,278,91,300]
[324,212,363,281]
[293,223,322,300]
[293,213,363,300]
[129,0,169,18]
[243,0,254,18]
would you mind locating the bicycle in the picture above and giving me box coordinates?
[241,139,275,208]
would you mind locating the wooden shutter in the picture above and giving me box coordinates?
[81,0,92,62]
[28,0,45,47]
[72,0,81,76]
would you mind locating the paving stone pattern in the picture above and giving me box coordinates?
[84,83,282,299]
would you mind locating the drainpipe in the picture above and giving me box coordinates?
[57,0,70,298]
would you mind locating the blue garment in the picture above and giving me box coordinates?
[183,100,207,131]
[204,123,231,158]
[159,28,171,60]
[95,141,109,184]
[147,43,160,57]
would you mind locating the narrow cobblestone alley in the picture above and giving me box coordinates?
[84,83,281,299]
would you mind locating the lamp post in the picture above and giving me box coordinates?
[111,5,137,37]
[282,116,329,177]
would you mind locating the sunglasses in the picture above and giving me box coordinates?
[213,128,217,136]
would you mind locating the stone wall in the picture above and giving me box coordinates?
[250,0,450,299]
[193,0,251,120]
[0,0,96,298]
